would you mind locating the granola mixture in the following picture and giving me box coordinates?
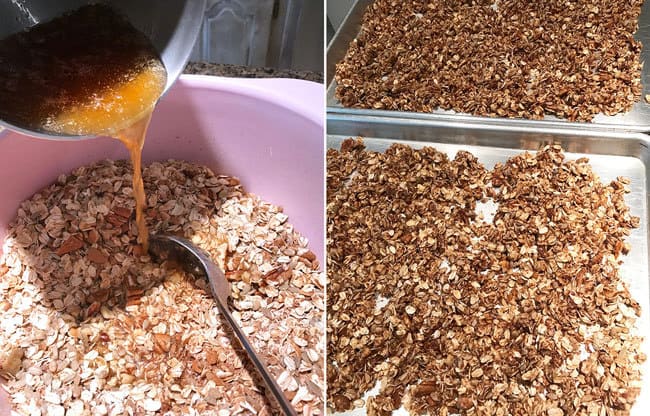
[0,160,324,415]
[335,0,644,121]
[327,139,645,415]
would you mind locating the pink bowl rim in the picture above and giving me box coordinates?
[0,74,324,141]
[171,74,324,128]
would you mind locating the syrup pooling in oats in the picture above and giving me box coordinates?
[0,4,168,248]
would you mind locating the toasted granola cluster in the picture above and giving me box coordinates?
[335,0,644,121]
[327,139,644,415]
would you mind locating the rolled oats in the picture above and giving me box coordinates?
[335,0,644,121]
[0,159,324,415]
[327,138,644,415]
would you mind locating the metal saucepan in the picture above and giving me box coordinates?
[0,0,206,140]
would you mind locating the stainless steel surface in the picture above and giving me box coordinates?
[327,115,650,416]
[325,0,372,86]
[326,0,650,133]
[148,235,298,416]
[0,0,206,140]
[327,0,357,32]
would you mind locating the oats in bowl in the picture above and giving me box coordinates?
[0,159,324,416]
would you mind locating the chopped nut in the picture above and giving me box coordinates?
[457,397,473,410]
[132,244,145,256]
[106,213,126,226]
[126,287,144,298]
[206,349,219,366]
[56,235,84,256]
[153,333,171,353]
[86,301,100,317]
[86,247,108,264]
[113,206,132,219]
[0,346,23,376]
[87,229,100,244]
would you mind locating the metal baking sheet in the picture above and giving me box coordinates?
[327,114,650,415]
[327,0,650,133]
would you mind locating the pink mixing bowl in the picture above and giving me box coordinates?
[0,75,324,261]
[0,74,323,411]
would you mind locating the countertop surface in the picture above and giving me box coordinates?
[184,62,323,83]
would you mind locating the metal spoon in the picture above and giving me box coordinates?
[148,234,297,416]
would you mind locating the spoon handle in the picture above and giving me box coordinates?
[216,302,298,416]
[147,235,297,415]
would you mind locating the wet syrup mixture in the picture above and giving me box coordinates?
[0,4,167,249]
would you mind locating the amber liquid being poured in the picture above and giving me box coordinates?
[115,111,155,250]
[0,5,167,250]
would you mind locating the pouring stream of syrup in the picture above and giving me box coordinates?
[0,5,168,250]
